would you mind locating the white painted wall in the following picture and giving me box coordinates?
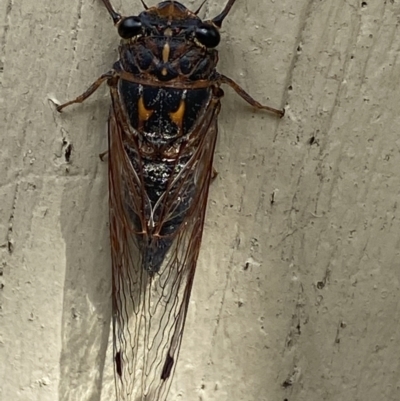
[1,1,399,401]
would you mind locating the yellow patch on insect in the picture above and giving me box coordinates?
[162,42,171,62]
[169,99,185,129]
[138,96,153,121]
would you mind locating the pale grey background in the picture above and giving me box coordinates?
[1,0,400,401]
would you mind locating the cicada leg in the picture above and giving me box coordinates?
[219,74,285,118]
[56,71,115,112]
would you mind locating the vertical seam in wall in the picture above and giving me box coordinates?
[0,0,14,86]
[63,0,84,93]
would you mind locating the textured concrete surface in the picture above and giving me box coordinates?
[1,1,400,401]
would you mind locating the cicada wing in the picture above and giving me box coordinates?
[108,86,221,401]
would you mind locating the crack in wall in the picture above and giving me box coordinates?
[0,0,14,85]
[6,181,20,254]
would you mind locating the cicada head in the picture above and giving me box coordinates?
[115,0,236,49]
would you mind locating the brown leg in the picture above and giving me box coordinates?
[211,167,218,181]
[56,71,114,112]
[219,74,285,118]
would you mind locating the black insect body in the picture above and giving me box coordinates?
[56,1,284,400]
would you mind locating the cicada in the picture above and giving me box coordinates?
[57,0,284,400]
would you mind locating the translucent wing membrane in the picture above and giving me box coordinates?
[108,83,220,401]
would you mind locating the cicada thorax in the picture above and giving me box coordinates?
[115,32,220,273]
[119,36,219,81]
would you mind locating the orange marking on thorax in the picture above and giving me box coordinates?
[162,42,171,63]
[169,99,185,131]
[138,96,153,122]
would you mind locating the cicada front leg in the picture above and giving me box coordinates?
[56,71,115,112]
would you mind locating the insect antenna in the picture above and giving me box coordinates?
[194,0,207,15]
[212,0,236,27]
[139,0,149,9]
[101,0,122,23]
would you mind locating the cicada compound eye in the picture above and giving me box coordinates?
[118,16,142,39]
[195,23,220,48]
